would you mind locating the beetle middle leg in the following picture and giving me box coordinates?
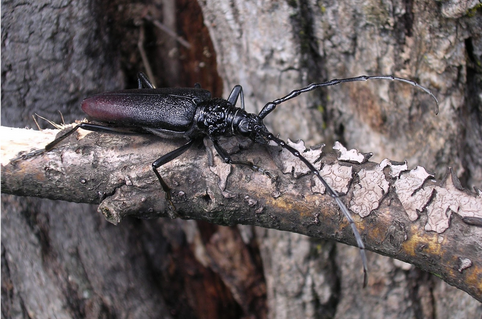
[137,72,156,89]
[227,85,245,109]
[152,139,196,215]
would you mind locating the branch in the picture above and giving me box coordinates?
[1,125,481,301]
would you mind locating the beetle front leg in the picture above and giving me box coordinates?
[152,139,195,217]
[211,139,274,179]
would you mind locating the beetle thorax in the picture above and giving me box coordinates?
[196,98,239,137]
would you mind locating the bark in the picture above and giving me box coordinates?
[2,124,482,303]
[2,0,482,318]
[2,0,255,318]
[197,0,482,317]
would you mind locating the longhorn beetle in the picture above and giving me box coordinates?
[43,72,438,287]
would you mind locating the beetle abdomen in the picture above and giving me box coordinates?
[82,88,212,131]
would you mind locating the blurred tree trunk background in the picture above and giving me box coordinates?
[2,0,481,318]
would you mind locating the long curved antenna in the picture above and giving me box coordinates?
[258,75,439,119]
[262,131,368,287]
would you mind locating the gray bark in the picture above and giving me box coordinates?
[197,0,482,317]
[2,0,482,318]
[2,0,246,318]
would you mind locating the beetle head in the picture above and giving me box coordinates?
[236,114,270,144]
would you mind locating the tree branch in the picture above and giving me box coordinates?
[1,125,481,301]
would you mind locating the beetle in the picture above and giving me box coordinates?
[44,72,438,287]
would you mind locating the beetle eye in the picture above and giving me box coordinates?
[237,119,250,135]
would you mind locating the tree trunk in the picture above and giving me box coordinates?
[2,0,481,318]
[197,0,482,317]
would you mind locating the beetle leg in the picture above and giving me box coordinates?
[227,85,245,110]
[211,139,274,179]
[152,139,196,215]
[202,138,215,167]
[44,124,83,151]
[137,72,156,89]
[45,123,143,151]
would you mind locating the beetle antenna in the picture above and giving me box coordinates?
[258,75,439,119]
[262,131,368,287]
[33,113,64,130]
[32,114,42,131]
[58,111,66,125]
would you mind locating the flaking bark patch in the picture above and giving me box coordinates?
[350,164,389,217]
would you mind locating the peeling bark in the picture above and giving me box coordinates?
[2,125,481,301]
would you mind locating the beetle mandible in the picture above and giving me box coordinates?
[44,72,438,287]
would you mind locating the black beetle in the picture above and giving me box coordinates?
[44,72,438,287]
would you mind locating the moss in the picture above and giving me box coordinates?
[363,0,391,27]
[316,104,325,114]
[318,4,326,14]
[466,3,482,18]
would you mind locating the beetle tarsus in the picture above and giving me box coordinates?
[10,149,46,163]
